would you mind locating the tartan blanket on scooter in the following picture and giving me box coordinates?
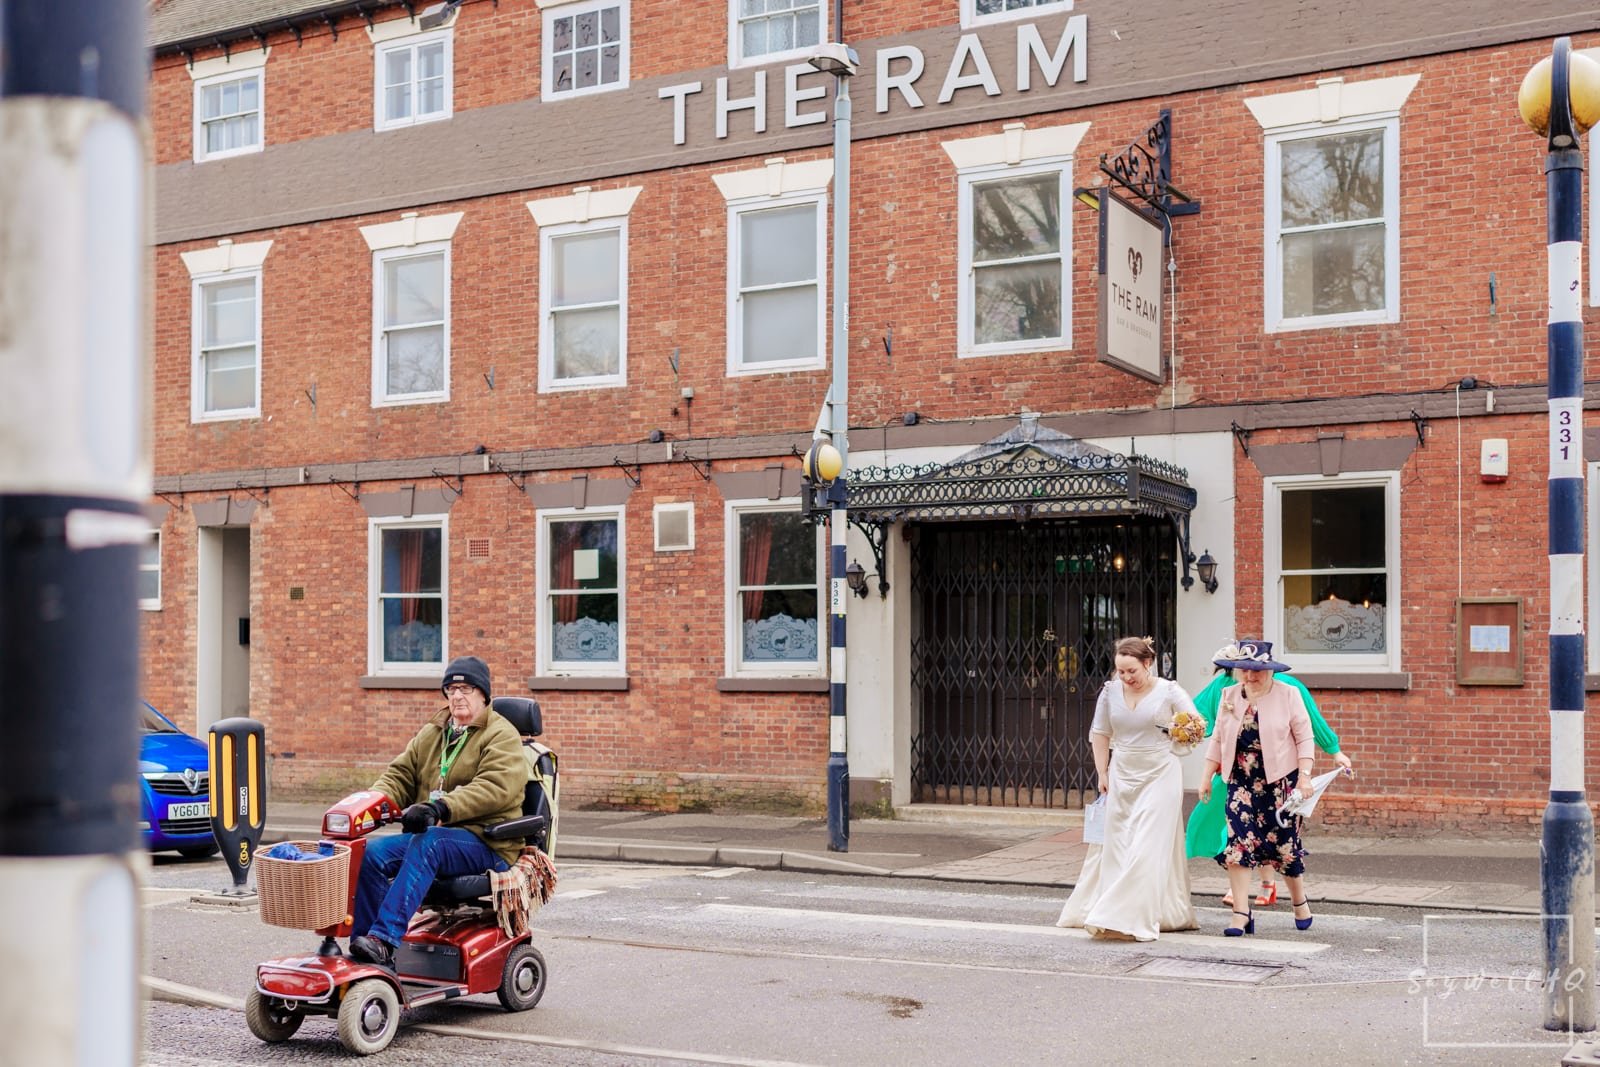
[487,846,558,938]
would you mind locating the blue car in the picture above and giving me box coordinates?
[140,702,218,857]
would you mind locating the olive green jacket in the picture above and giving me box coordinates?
[372,705,527,865]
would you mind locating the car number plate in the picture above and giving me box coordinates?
[167,801,210,820]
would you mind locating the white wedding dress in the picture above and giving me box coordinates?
[1057,678,1198,941]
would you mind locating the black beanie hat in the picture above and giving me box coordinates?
[441,655,491,700]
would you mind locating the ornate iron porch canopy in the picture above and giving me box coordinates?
[805,415,1207,589]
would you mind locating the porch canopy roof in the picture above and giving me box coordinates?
[843,415,1197,526]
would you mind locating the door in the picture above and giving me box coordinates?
[908,518,1176,807]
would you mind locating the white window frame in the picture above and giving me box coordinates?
[368,514,449,676]
[956,158,1072,357]
[139,530,162,611]
[1263,471,1401,674]
[960,0,1073,28]
[725,499,825,678]
[726,190,828,375]
[189,267,263,423]
[541,0,630,101]
[192,67,264,163]
[654,501,694,552]
[539,217,628,391]
[537,506,626,676]
[1263,116,1400,333]
[373,27,453,131]
[728,0,827,70]
[372,241,451,407]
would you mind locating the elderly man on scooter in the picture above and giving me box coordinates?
[348,655,527,969]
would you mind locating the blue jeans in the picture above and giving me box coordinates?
[351,827,508,947]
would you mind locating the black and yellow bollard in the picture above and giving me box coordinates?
[208,718,266,895]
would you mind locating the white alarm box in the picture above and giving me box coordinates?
[1480,438,1508,482]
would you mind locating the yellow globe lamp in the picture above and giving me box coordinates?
[802,440,843,485]
[1518,47,1600,141]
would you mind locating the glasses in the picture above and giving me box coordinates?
[444,684,477,697]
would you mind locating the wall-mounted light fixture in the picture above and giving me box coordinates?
[1195,550,1219,594]
[845,560,868,597]
[844,559,888,599]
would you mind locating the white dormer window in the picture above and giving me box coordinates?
[373,25,453,131]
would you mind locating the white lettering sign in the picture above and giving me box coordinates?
[660,17,1088,146]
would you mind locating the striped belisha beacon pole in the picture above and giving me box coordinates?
[1520,35,1597,1034]
[0,0,149,1062]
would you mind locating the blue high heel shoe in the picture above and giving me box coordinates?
[1292,898,1313,931]
[1224,909,1254,937]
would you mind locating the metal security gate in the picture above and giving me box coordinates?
[909,519,1177,808]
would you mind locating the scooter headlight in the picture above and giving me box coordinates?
[324,813,352,836]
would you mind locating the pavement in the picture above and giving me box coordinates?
[253,799,1558,915]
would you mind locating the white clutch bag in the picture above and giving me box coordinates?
[1083,795,1107,845]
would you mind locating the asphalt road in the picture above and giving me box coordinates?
[140,852,1591,1066]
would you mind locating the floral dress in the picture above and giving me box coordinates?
[1216,703,1306,875]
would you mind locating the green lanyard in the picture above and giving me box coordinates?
[438,726,471,788]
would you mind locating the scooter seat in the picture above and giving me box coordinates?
[426,873,492,903]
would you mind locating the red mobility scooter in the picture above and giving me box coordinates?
[246,697,558,1055]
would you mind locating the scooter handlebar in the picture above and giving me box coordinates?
[320,790,403,840]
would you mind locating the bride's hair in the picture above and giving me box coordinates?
[1114,635,1156,663]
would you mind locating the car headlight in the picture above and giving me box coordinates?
[324,813,351,836]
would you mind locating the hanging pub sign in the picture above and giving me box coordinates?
[1096,191,1164,382]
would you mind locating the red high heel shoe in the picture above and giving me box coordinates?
[1254,881,1279,907]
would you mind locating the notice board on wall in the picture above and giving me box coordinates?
[1455,596,1523,686]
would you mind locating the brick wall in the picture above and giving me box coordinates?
[143,1,1600,825]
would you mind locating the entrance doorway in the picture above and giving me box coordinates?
[908,518,1177,808]
[196,526,251,735]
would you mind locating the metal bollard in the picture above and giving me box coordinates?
[208,718,267,895]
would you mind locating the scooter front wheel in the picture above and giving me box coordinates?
[337,978,400,1055]
[497,943,547,1011]
[245,989,304,1042]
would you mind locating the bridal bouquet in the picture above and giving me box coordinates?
[1163,707,1207,756]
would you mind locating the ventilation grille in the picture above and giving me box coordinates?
[654,504,693,552]
[467,537,492,560]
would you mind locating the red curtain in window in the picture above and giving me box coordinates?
[740,516,773,621]
[552,524,578,623]
[398,529,423,624]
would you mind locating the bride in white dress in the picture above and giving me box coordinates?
[1057,636,1198,941]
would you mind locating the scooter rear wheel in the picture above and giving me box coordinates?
[245,989,304,1042]
[337,978,400,1055]
[496,943,547,1011]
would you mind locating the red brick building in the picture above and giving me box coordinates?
[144,0,1600,828]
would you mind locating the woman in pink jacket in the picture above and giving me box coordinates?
[1198,640,1316,936]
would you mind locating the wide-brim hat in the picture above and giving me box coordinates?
[1211,639,1291,673]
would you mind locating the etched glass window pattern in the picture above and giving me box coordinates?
[971,172,1062,346]
[381,38,447,125]
[550,228,621,381]
[138,532,161,608]
[738,511,818,663]
[381,251,446,398]
[1280,485,1387,654]
[738,202,819,366]
[737,0,821,61]
[379,525,443,665]
[1278,128,1386,319]
[199,74,260,156]
[199,277,258,414]
[974,0,1069,14]
[549,4,623,94]
[548,517,620,663]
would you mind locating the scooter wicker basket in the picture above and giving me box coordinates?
[255,842,351,930]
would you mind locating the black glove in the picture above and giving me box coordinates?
[400,799,448,834]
